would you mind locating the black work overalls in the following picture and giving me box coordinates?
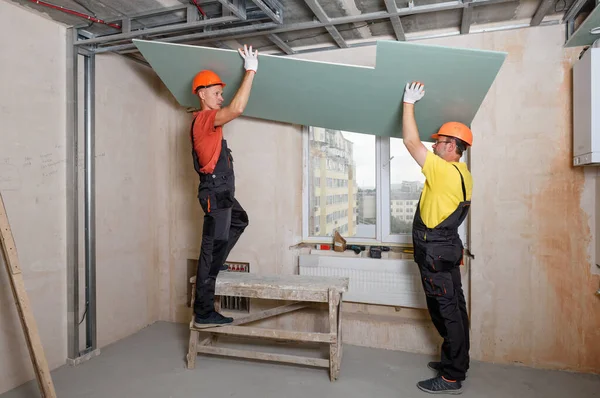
[190,116,249,317]
[412,164,471,381]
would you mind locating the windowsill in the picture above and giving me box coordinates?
[304,248,414,261]
[300,238,414,249]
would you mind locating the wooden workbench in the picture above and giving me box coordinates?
[187,272,349,381]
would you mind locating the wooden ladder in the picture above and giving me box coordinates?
[0,192,57,397]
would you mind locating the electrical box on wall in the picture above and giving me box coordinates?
[573,47,600,166]
[219,261,250,312]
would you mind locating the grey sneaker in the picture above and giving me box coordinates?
[417,376,463,394]
[193,312,233,328]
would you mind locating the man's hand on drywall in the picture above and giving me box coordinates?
[403,81,425,104]
[238,44,258,73]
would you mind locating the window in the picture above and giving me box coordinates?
[303,126,469,246]
[305,127,376,239]
[385,137,430,237]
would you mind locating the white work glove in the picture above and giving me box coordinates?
[238,44,258,72]
[403,81,425,104]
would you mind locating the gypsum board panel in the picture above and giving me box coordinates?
[133,39,507,142]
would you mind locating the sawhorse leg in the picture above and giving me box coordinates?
[328,289,342,381]
[187,296,221,369]
[186,328,199,369]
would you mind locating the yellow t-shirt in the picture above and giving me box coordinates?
[419,151,473,229]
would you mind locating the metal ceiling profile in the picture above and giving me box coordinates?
[55,0,569,59]
[72,0,285,52]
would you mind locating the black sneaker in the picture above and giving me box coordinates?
[428,361,442,373]
[417,376,463,394]
[193,312,233,328]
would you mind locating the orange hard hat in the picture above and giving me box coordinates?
[192,70,225,93]
[431,121,473,146]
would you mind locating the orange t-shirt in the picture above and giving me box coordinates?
[191,109,222,174]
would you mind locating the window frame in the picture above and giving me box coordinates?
[302,126,470,248]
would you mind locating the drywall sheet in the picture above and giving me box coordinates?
[134,39,506,141]
[565,4,600,48]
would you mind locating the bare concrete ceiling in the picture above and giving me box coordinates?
[7,0,594,58]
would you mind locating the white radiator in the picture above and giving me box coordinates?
[298,254,427,309]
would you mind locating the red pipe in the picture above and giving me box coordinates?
[27,0,121,30]
[190,0,207,17]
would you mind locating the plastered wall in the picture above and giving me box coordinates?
[94,52,182,347]
[0,0,68,393]
[163,24,599,374]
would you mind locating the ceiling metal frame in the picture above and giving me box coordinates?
[531,0,558,26]
[303,0,349,48]
[383,0,406,41]
[73,0,559,58]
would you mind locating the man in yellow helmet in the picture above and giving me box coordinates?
[402,81,473,394]
[190,45,258,328]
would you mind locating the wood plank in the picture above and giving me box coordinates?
[197,345,330,368]
[229,302,308,325]
[186,329,199,369]
[235,302,307,325]
[199,336,213,346]
[214,286,329,302]
[191,302,309,330]
[0,193,57,398]
[191,272,349,293]
[335,294,343,380]
[0,196,21,275]
[200,325,335,343]
[190,272,349,302]
[328,289,340,381]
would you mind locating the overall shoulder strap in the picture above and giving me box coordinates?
[190,114,199,145]
[190,114,202,175]
[451,164,466,202]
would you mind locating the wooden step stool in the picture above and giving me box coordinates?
[187,272,349,381]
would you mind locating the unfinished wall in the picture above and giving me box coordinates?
[93,53,184,347]
[463,26,600,374]
[0,1,67,394]
[0,1,187,394]
[163,23,599,374]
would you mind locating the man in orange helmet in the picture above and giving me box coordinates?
[402,81,473,394]
[190,45,258,327]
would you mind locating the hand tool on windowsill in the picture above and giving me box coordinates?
[369,246,390,259]
[346,245,365,255]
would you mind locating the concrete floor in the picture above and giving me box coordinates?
[1,321,599,398]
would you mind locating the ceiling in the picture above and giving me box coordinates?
[7,0,598,61]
